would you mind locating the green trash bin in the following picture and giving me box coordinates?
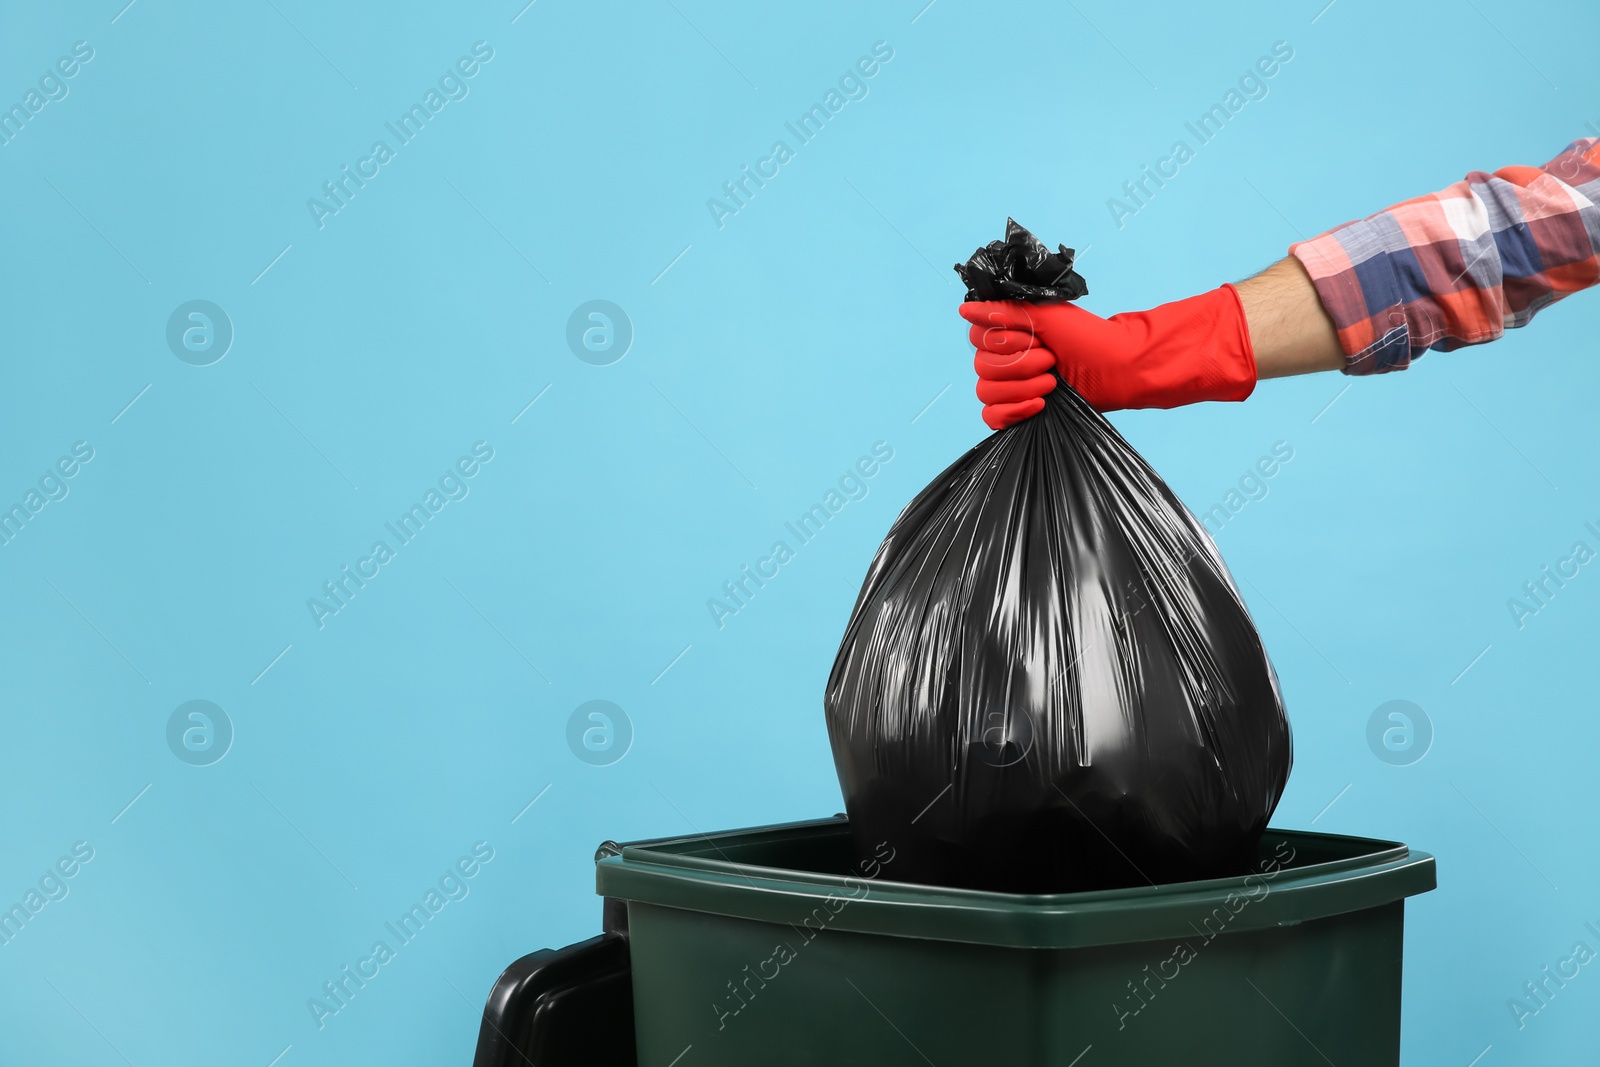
[596,816,1436,1066]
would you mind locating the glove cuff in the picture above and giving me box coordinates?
[1201,283,1258,403]
[1126,284,1257,408]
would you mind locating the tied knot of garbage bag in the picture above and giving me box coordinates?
[955,218,1089,304]
[826,222,1291,894]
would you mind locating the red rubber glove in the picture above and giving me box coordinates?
[959,285,1257,429]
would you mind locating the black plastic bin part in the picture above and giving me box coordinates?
[470,931,635,1067]
[472,837,652,1067]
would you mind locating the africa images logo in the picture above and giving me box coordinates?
[306,442,494,629]
[306,42,495,230]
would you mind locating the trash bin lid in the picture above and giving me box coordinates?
[594,817,1436,950]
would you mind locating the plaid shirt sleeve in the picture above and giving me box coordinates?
[1289,137,1600,375]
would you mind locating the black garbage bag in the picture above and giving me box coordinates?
[952,217,1089,304]
[824,222,1292,893]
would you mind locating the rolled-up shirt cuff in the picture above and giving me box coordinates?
[1291,225,1426,376]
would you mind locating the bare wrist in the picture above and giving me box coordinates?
[1236,257,1344,379]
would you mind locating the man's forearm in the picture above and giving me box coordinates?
[1235,257,1344,380]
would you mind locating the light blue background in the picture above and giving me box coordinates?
[1,1,1596,1063]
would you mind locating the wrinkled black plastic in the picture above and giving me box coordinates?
[954,218,1088,304]
[825,228,1291,893]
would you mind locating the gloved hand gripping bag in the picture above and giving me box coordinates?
[824,223,1292,893]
